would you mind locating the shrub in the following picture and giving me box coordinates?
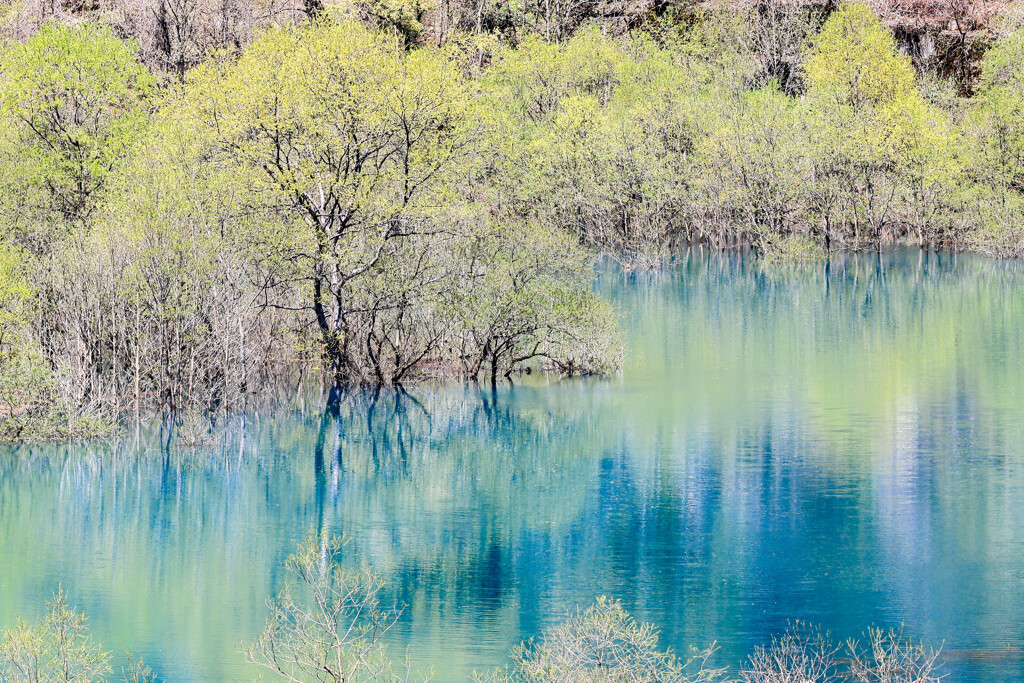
[0,588,112,683]
[476,596,723,683]
[245,531,427,683]
[738,621,943,683]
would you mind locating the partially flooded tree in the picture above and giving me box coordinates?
[457,222,621,384]
[738,621,943,683]
[156,18,620,390]
[739,622,841,683]
[846,626,943,683]
[245,531,426,683]
[0,242,105,441]
[803,1,958,248]
[476,597,723,683]
[968,26,1024,255]
[0,588,111,683]
[178,20,471,384]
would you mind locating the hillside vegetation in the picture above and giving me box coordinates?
[1,0,1023,437]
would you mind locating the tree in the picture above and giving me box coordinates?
[846,626,942,683]
[476,597,723,683]
[0,589,157,682]
[803,1,958,247]
[0,588,112,683]
[739,622,840,683]
[805,1,918,108]
[741,0,825,95]
[695,87,810,247]
[245,531,424,683]
[479,30,707,257]
[175,20,471,383]
[456,221,621,384]
[738,622,943,683]
[0,22,153,246]
[0,241,48,440]
[974,28,1024,191]
[964,27,1024,255]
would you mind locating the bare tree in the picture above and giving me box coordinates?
[740,0,825,94]
[740,622,944,683]
[846,626,944,683]
[245,531,427,683]
[476,596,724,683]
[739,622,842,683]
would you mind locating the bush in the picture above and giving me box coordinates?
[476,597,723,683]
[245,531,426,683]
[0,589,154,683]
[1,538,948,683]
[739,622,943,683]
[739,622,840,683]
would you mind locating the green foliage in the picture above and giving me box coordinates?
[333,0,428,46]
[484,29,624,124]
[759,234,827,263]
[978,28,1024,184]
[480,29,742,256]
[0,245,102,442]
[805,1,917,107]
[5,14,628,416]
[801,1,960,246]
[474,1,973,255]
[0,588,111,682]
[696,87,809,242]
[0,22,153,244]
[0,0,1023,432]
[457,221,622,382]
[967,28,1024,255]
[0,242,30,338]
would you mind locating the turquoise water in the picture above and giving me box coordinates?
[2,248,1024,681]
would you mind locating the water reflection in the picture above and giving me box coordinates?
[2,249,1024,682]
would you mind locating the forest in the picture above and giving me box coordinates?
[1,0,1023,438]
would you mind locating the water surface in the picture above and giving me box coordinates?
[2,249,1024,681]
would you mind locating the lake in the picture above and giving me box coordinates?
[2,248,1023,682]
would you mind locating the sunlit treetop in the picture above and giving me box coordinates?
[804,1,917,107]
[0,21,154,229]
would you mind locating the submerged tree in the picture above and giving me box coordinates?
[738,621,943,683]
[0,588,111,683]
[739,622,841,683]
[245,531,426,683]
[174,20,471,384]
[476,597,723,683]
[846,626,943,683]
